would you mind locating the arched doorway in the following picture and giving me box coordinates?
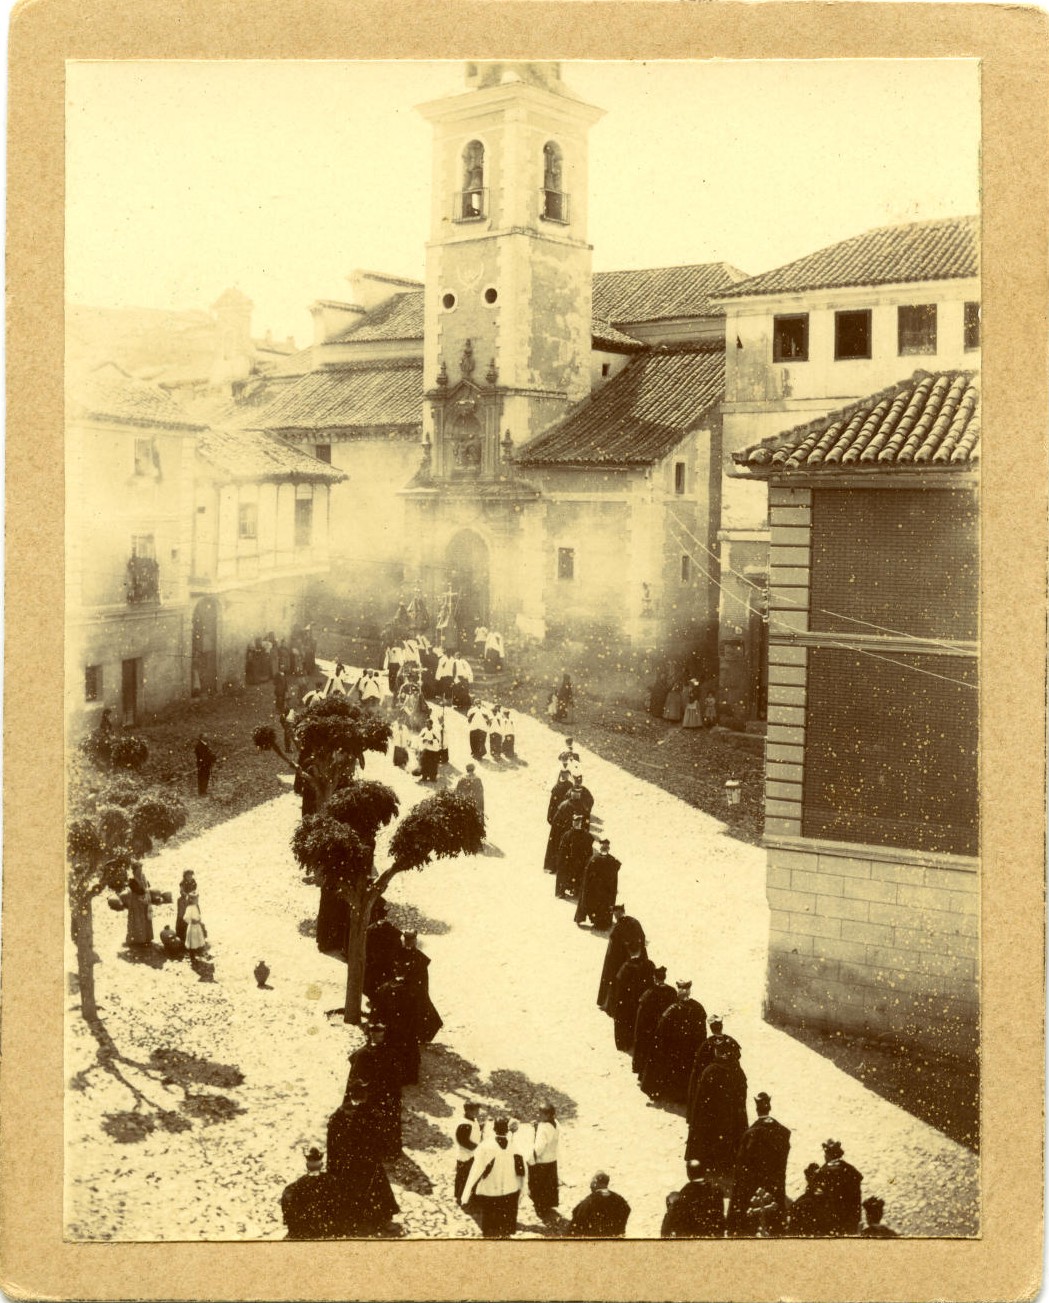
[192,597,219,696]
[440,530,489,651]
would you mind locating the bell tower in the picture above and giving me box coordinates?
[417,62,604,475]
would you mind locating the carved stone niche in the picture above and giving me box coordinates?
[430,383,504,480]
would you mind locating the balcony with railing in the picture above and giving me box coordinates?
[539,189,570,224]
[452,188,488,222]
[125,554,160,605]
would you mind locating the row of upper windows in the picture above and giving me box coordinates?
[771,302,980,364]
[457,139,567,223]
[558,546,694,584]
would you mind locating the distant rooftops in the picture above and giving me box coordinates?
[68,363,209,431]
[592,263,749,325]
[719,215,979,300]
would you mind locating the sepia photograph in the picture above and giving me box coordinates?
[62,55,984,1246]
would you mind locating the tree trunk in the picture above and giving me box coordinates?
[72,902,98,1023]
[342,878,374,1025]
[316,883,350,953]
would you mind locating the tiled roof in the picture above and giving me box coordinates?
[592,263,749,324]
[196,426,345,483]
[733,370,980,476]
[592,318,645,351]
[252,360,424,434]
[329,292,425,343]
[517,346,725,467]
[719,215,979,300]
[68,363,208,431]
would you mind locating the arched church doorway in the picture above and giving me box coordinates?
[439,530,489,651]
[192,597,219,696]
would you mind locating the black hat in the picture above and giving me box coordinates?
[755,1091,771,1106]
[304,1147,323,1169]
[599,838,611,848]
[676,980,692,992]
[822,1139,844,1159]
[654,965,668,978]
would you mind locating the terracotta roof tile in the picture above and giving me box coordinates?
[517,346,725,467]
[592,263,749,324]
[720,215,979,299]
[733,370,979,477]
[329,292,425,343]
[68,363,208,431]
[196,426,346,483]
[251,360,424,434]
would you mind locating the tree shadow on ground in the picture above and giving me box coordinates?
[385,902,451,936]
[402,1044,579,1158]
[116,944,178,970]
[298,917,318,939]
[75,1016,246,1143]
[778,1023,980,1152]
[386,1152,435,1195]
[481,842,505,858]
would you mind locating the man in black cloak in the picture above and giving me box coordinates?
[281,1146,342,1239]
[346,1022,402,1158]
[369,973,421,1085]
[687,1016,742,1124]
[363,901,403,1003]
[573,838,620,929]
[726,1092,791,1235]
[397,932,443,1044]
[661,1160,726,1238]
[325,1085,401,1235]
[640,980,707,1104]
[547,768,574,823]
[631,966,675,1078]
[684,1041,749,1178]
[610,944,656,1052]
[544,786,592,873]
[596,905,646,1012]
[555,814,593,898]
[813,1139,864,1236]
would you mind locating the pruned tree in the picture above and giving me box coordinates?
[292,785,484,1023]
[67,781,187,1022]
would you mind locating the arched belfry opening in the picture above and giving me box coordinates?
[542,141,567,222]
[460,140,485,220]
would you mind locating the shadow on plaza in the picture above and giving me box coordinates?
[778,1023,980,1153]
[402,1044,579,1157]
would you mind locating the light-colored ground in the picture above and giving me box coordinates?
[65,706,979,1240]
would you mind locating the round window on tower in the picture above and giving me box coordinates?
[483,287,498,306]
[441,291,457,311]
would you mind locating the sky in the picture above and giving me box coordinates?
[66,59,980,344]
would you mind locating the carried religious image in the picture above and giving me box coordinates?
[64,58,980,1241]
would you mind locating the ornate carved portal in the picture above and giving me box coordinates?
[427,346,505,480]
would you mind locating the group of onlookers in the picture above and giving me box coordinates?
[245,626,316,686]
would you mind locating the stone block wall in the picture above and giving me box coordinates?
[765,843,979,1059]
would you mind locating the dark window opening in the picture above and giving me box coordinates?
[541,141,568,221]
[681,554,691,583]
[964,301,980,351]
[442,292,456,311]
[314,443,332,463]
[459,140,485,219]
[557,547,575,581]
[835,309,872,360]
[674,461,686,494]
[898,303,938,356]
[238,503,258,540]
[85,664,102,702]
[601,362,611,378]
[484,287,498,305]
[773,314,808,362]
[295,498,313,549]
